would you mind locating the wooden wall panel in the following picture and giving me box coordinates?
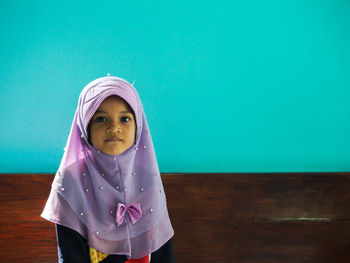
[0,174,56,263]
[0,173,349,263]
[164,173,350,263]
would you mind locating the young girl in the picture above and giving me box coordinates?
[42,75,175,263]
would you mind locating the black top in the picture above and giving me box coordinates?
[56,224,175,263]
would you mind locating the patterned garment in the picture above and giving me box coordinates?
[55,224,174,263]
[89,247,150,263]
[89,247,108,262]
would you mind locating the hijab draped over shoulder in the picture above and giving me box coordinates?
[42,76,174,259]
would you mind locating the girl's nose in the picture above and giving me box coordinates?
[107,122,121,134]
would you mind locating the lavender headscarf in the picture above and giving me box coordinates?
[41,76,174,259]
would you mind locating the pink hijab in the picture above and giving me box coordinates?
[41,76,174,259]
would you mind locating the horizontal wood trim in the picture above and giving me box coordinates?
[0,173,349,262]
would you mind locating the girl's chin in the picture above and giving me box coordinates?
[102,146,127,156]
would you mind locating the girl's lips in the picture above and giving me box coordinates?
[105,138,122,142]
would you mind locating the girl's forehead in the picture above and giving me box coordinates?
[95,95,134,114]
[99,96,125,107]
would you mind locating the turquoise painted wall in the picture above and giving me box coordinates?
[0,0,349,173]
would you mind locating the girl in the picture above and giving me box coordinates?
[42,75,175,263]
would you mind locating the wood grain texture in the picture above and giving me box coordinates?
[0,174,56,263]
[0,173,350,263]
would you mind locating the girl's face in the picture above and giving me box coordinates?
[88,96,136,156]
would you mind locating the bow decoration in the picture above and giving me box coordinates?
[116,203,142,225]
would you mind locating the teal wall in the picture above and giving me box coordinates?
[1,0,349,173]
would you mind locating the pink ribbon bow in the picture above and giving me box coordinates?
[116,203,142,225]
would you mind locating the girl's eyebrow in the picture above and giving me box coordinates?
[95,110,107,114]
[95,109,132,114]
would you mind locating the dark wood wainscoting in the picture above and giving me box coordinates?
[0,173,349,263]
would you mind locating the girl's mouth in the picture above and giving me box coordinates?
[105,137,122,142]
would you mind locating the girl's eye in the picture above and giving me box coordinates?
[121,116,131,123]
[95,116,107,123]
